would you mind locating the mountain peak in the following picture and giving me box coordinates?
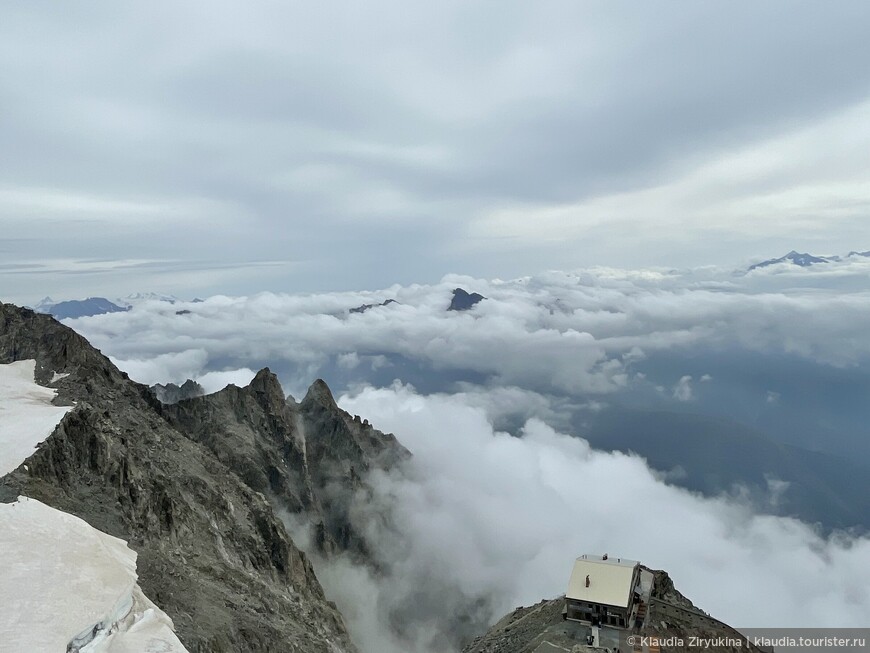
[748,250,832,271]
[247,367,286,408]
[301,378,338,410]
[448,287,486,311]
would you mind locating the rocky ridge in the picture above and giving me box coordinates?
[1,301,765,653]
[152,378,205,404]
[0,302,404,652]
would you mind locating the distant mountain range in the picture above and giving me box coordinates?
[30,293,181,320]
[748,249,870,271]
[30,288,491,319]
[29,250,870,320]
[32,297,129,320]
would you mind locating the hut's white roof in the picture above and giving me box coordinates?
[566,554,639,609]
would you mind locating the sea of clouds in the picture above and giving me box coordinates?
[71,256,870,391]
[329,385,870,652]
[60,258,870,651]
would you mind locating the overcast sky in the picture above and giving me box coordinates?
[2,1,870,303]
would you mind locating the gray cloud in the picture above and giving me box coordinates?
[3,2,870,302]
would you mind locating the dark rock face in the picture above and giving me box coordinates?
[448,288,486,311]
[152,379,205,404]
[349,299,398,314]
[38,297,129,320]
[0,303,361,653]
[161,370,409,559]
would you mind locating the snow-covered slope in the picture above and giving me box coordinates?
[0,360,71,477]
[1,360,188,652]
[0,496,188,652]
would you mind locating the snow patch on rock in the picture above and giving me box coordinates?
[0,496,188,652]
[0,359,72,476]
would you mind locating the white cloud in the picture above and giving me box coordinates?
[673,375,694,401]
[325,383,870,653]
[196,368,257,394]
[68,261,870,400]
[109,349,209,387]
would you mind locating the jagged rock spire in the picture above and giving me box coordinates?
[301,378,338,410]
[247,367,287,409]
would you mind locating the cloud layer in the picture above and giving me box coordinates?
[3,2,870,301]
[299,383,870,653]
[64,260,870,457]
[72,257,870,390]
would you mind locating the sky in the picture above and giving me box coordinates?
[2,1,870,304]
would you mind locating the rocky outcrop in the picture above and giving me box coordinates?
[448,288,485,311]
[0,303,358,653]
[349,299,397,314]
[152,379,204,404]
[160,368,409,559]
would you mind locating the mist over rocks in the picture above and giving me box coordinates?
[350,299,398,314]
[0,303,361,652]
[159,365,409,560]
[337,383,870,634]
[49,262,870,537]
[151,378,205,404]
[67,261,870,461]
[2,298,869,652]
[9,256,870,648]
